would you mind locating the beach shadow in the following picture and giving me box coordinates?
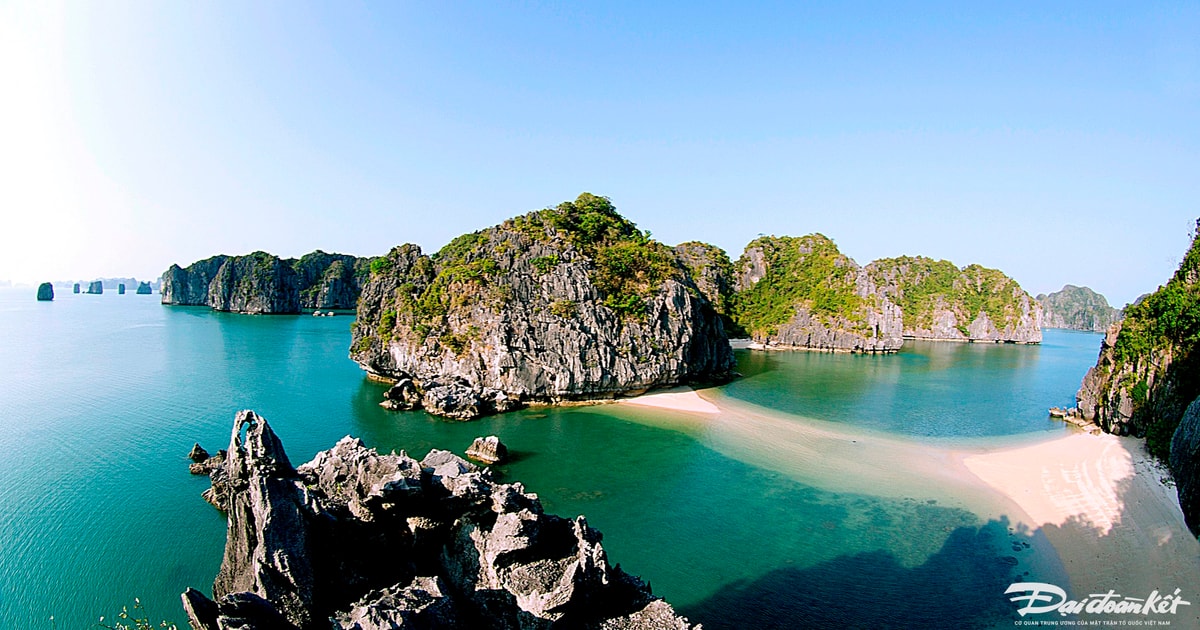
[682,517,1032,630]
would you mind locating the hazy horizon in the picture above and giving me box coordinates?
[2,2,1197,307]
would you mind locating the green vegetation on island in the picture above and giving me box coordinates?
[731,234,868,338]
[1036,285,1123,332]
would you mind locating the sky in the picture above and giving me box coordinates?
[1,1,1197,307]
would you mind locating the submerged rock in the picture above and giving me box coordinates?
[36,282,53,301]
[465,436,508,465]
[182,410,695,629]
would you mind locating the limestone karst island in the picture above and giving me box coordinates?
[5,4,1197,629]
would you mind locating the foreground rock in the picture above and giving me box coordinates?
[465,436,508,465]
[1037,284,1123,332]
[183,410,695,630]
[36,282,53,301]
[1171,397,1200,537]
[351,193,735,420]
[162,250,375,314]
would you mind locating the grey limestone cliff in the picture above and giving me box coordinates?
[1036,285,1123,332]
[1171,397,1200,537]
[730,235,904,352]
[866,257,1042,344]
[162,251,372,314]
[183,410,696,630]
[350,194,735,420]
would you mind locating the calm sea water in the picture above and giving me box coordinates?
[0,288,1100,629]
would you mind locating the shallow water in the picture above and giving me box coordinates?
[0,289,1099,628]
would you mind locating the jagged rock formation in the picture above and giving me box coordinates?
[350,193,735,420]
[866,256,1042,344]
[730,235,904,352]
[36,282,53,301]
[162,251,373,314]
[1171,397,1200,537]
[87,280,103,294]
[465,436,508,465]
[1036,285,1123,332]
[182,410,695,630]
[1076,221,1200,458]
[136,281,153,295]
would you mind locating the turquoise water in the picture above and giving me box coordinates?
[0,288,1099,628]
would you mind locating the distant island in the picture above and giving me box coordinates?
[1037,285,1123,332]
[161,250,375,314]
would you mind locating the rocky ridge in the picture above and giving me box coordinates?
[183,410,696,629]
[350,194,735,420]
[162,250,374,314]
[1036,285,1123,332]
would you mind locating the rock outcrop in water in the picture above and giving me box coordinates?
[137,281,153,295]
[730,235,904,352]
[118,283,126,295]
[1036,285,1122,332]
[87,280,103,295]
[73,283,80,294]
[162,251,374,314]
[865,257,1042,344]
[350,193,735,420]
[36,282,53,301]
[183,410,695,630]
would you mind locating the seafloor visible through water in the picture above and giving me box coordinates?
[0,288,1098,628]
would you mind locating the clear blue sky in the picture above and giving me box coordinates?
[2,1,1196,307]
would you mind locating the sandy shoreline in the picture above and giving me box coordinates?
[618,387,1200,622]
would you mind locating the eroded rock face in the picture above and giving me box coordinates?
[183,411,695,630]
[1171,397,1200,538]
[465,436,508,465]
[162,251,372,314]
[350,195,735,419]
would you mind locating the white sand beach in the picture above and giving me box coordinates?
[618,387,1200,621]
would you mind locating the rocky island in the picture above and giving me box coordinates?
[1037,284,1123,332]
[730,234,904,352]
[1074,220,1200,536]
[182,410,695,630]
[36,282,53,301]
[350,193,736,420]
[162,250,375,314]
[87,280,103,295]
[136,281,153,294]
[720,238,1041,351]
